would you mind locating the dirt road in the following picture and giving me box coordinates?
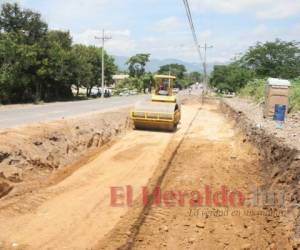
[97,104,291,250]
[0,105,198,249]
[128,105,290,250]
[0,102,291,249]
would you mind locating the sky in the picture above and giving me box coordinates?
[4,0,300,64]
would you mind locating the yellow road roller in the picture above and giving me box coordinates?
[130,75,181,131]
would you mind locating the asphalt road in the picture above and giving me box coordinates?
[0,95,148,129]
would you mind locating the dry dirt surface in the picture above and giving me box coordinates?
[0,108,130,199]
[0,104,198,250]
[0,101,292,250]
[98,103,292,250]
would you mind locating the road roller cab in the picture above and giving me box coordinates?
[130,75,181,131]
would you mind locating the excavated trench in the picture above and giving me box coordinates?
[0,96,298,250]
[0,108,132,200]
[96,99,296,250]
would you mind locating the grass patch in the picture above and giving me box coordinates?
[239,79,265,102]
[239,78,300,113]
[290,79,300,112]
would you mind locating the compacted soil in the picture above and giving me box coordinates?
[128,104,290,250]
[0,101,292,250]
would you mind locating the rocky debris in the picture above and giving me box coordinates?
[224,98,300,151]
[33,141,43,146]
[0,166,23,183]
[196,222,205,228]
[160,226,168,232]
[241,243,251,250]
[188,237,195,244]
[0,152,10,163]
[221,98,300,247]
[0,182,13,198]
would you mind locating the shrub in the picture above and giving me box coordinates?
[290,79,300,112]
[239,79,265,102]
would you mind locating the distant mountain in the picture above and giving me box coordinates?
[113,55,217,73]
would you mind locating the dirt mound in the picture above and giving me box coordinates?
[0,108,131,198]
[224,97,300,151]
[221,99,300,248]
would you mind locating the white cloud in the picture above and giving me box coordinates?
[7,0,300,65]
[256,1,300,19]
[190,0,300,19]
[72,29,136,56]
[206,22,300,63]
[198,30,212,41]
[46,0,109,19]
[33,0,114,30]
[155,16,182,32]
[253,24,268,35]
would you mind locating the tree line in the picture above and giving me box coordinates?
[209,39,300,93]
[0,3,117,104]
[0,3,202,104]
[122,53,202,93]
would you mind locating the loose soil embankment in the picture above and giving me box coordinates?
[0,108,131,199]
[221,98,300,249]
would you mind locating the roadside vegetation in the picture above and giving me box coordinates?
[0,3,201,105]
[114,62,201,96]
[0,3,118,104]
[210,40,300,112]
[289,79,300,112]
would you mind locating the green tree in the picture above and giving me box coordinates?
[0,3,117,103]
[126,53,150,78]
[240,39,300,79]
[157,64,187,80]
[0,3,49,103]
[69,45,117,97]
[70,45,93,97]
[37,30,73,100]
[0,32,42,103]
[188,71,202,83]
[0,3,48,44]
[210,64,254,92]
[141,72,154,92]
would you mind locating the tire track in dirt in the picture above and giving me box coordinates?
[127,104,291,250]
[0,105,199,250]
[118,106,201,250]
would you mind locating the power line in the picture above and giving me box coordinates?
[182,0,203,62]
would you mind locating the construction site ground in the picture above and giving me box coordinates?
[0,98,294,250]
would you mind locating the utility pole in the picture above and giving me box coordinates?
[168,65,171,86]
[199,42,213,90]
[95,29,112,98]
